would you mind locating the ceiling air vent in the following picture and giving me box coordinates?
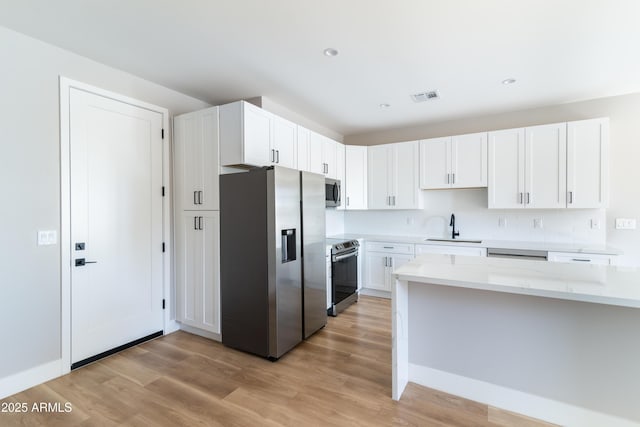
[411,91,440,103]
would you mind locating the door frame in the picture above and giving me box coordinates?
[59,77,175,374]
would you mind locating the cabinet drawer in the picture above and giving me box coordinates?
[415,244,486,257]
[547,252,616,266]
[366,241,414,255]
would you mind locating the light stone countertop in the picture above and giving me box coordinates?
[326,233,622,255]
[393,254,640,308]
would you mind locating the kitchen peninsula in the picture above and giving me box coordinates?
[392,255,640,426]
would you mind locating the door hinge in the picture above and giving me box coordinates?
[162,242,166,252]
[162,299,166,310]
[161,129,165,139]
[162,186,165,197]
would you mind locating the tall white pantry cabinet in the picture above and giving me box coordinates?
[173,106,221,336]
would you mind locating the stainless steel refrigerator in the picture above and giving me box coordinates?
[219,166,326,359]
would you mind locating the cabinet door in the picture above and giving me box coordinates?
[525,123,567,209]
[567,118,609,209]
[323,137,338,179]
[308,131,325,175]
[243,103,272,167]
[451,132,487,188]
[297,126,311,172]
[488,128,525,209]
[419,137,450,189]
[345,145,368,209]
[548,251,615,266]
[335,143,346,210]
[392,141,421,209]
[367,145,391,209]
[272,116,297,169]
[365,252,390,291]
[175,211,220,334]
[174,107,219,211]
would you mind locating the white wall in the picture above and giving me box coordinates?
[345,190,606,246]
[325,209,345,236]
[345,92,640,264]
[0,26,209,381]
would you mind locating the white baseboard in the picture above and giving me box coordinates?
[0,360,63,400]
[164,320,181,334]
[409,364,637,427]
[359,288,391,299]
[179,323,221,342]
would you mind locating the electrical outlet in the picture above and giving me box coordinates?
[590,219,601,229]
[38,230,57,246]
[533,218,543,229]
[406,217,414,225]
[498,217,507,228]
[615,218,637,230]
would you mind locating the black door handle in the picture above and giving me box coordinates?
[75,258,97,267]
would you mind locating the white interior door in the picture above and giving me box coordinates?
[70,88,164,365]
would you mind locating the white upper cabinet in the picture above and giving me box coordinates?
[297,125,311,172]
[308,130,341,179]
[271,115,297,169]
[488,128,525,209]
[420,133,487,189]
[336,143,346,210]
[451,133,488,188]
[368,141,422,210]
[525,123,567,209]
[420,137,449,189]
[219,101,296,169]
[567,118,609,209]
[489,123,572,209]
[174,106,220,211]
[344,145,368,210]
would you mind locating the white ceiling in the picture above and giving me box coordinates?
[1,0,640,136]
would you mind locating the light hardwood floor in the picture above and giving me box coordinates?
[1,296,554,426]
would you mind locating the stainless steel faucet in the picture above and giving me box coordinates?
[450,214,460,239]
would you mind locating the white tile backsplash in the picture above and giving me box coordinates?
[342,189,606,245]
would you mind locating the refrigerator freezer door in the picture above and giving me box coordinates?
[269,167,303,358]
[301,171,327,339]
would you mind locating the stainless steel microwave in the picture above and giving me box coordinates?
[325,178,341,207]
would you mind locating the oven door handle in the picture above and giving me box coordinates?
[332,251,358,262]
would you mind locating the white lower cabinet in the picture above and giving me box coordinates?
[548,251,616,266]
[364,242,414,292]
[415,244,486,257]
[175,211,220,334]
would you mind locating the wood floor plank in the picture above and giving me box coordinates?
[0,295,555,426]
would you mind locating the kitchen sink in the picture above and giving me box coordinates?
[425,238,483,244]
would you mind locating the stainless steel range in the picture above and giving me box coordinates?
[329,240,359,316]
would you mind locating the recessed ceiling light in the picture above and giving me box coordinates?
[502,78,517,85]
[379,103,391,109]
[323,48,339,57]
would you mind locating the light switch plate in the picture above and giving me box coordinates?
[590,219,601,229]
[533,218,543,229]
[615,218,637,230]
[498,217,507,228]
[38,230,57,246]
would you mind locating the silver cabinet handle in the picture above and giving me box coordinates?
[526,192,531,204]
[452,173,455,184]
[447,173,450,184]
[387,196,390,206]
[276,150,280,164]
[383,246,394,249]
[198,216,203,230]
[198,191,203,205]
[519,192,523,204]
[392,196,396,206]
[194,216,198,230]
[568,191,573,204]
[346,196,350,206]
[194,191,198,205]
[271,149,275,163]
[384,257,388,267]
[572,258,590,262]
[390,258,393,268]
